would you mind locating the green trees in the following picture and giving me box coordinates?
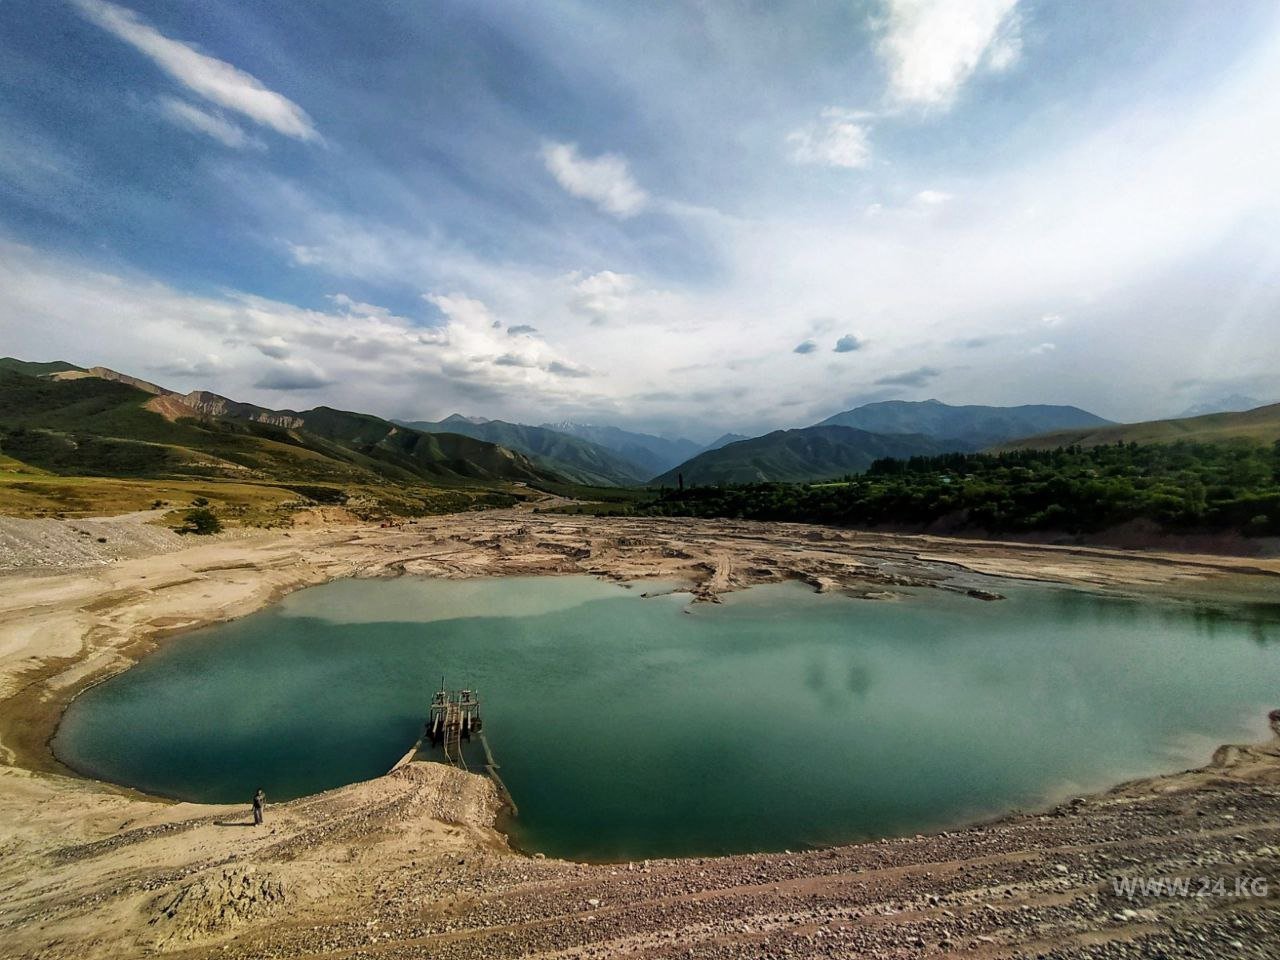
[636,440,1280,537]
[181,507,222,535]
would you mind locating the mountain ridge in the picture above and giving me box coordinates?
[540,421,702,475]
[651,426,946,486]
[814,399,1111,449]
[400,417,649,487]
[0,360,564,495]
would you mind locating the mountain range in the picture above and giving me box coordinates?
[539,422,702,476]
[6,357,1275,505]
[0,359,559,511]
[399,415,650,487]
[655,400,1112,486]
[651,426,947,486]
[813,399,1112,449]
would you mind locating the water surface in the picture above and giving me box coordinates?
[56,575,1280,860]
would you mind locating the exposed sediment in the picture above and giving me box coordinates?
[1,510,1278,958]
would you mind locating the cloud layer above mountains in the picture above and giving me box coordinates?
[2,1,1278,438]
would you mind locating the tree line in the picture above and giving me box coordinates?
[624,441,1280,536]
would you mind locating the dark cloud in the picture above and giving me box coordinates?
[507,324,538,336]
[449,379,515,404]
[547,360,590,378]
[833,334,864,353]
[253,362,333,390]
[494,353,536,367]
[147,357,223,378]
[874,366,941,387]
[952,336,992,349]
[793,339,818,354]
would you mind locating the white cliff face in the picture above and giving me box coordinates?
[179,390,305,429]
[50,365,308,430]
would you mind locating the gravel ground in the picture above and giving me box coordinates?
[5,742,1278,960]
[0,511,192,571]
[149,749,1280,958]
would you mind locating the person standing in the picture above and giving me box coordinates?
[252,787,265,826]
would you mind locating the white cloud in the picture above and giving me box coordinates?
[787,108,873,169]
[151,354,224,377]
[985,12,1023,72]
[569,270,636,324]
[73,0,319,141]
[914,188,953,205]
[158,97,258,149]
[1028,342,1056,355]
[875,0,1022,108]
[328,293,395,318]
[6,11,1280,435]
[287,243,324,266]
[0,240,602,414]
[541,142,648,218]
[253,336,290,359]
[423,292,591,385]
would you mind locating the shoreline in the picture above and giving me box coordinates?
[10,517,1278,788]
[43,570,1277,860]
[3,512,1280,957]
[5,514,1279,789]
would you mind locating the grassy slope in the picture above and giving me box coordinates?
[296,409,557,484]
[0,358,85,378]
[404,418,648,486]
[652,426,945,486]
[0,369,550,518]
[998,403,1280,450]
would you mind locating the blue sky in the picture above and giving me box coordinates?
[1,0,1278,439]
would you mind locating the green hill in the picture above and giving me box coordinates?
[0,358,86,378]
[998,403,1280,450]
[402,415,648,487]
[815,399,1111,450]
[651,426,945,486]
[0,363,563,518]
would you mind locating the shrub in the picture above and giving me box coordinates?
[181,507,222,535]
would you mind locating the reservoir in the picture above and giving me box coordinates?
[54,575,1280,861]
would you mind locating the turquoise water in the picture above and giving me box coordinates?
[54,575,1280,861]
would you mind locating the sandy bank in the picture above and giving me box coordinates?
[3,514,1277,776]
[1,512,1278,958]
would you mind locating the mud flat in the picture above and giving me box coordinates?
[1,511,1279,958]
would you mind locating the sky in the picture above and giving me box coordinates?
[1,0,1278,441]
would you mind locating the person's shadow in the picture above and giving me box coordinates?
[213,819,257,827]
